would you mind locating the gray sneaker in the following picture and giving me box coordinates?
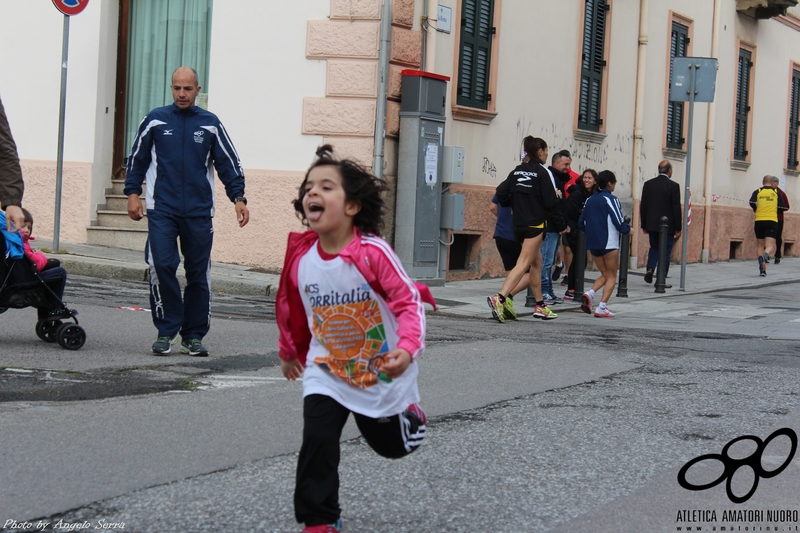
[181,338,209,357]
[152,334,179,355]
[543,293,564,305]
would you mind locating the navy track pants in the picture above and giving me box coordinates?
[145,210,213,340]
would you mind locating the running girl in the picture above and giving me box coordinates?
[276,145,432,533]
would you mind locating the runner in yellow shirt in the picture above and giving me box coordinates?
[749,175,788,277]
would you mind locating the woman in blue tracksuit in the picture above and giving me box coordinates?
[578,170,630,318]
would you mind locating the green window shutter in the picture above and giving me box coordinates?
[788,70,800,170]
[666,22,688,150]
[734,49,752,161]
[457,0,494,109]
[578,0,608,132]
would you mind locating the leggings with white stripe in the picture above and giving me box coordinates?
[295,393,425,527]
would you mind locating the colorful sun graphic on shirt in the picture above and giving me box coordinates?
[311,299,392,389]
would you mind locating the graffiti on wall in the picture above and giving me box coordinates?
[480,119,650,191]
[482,157,497,178]
[535,122,648,189]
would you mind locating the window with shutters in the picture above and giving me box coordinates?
[666,21,690,150]
[734,45,755,162]
[456,0,494,111]
[577,0,609,133]
[787,67,800,170]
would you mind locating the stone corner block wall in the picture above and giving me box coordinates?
[386,100,401,138]
[392,0,415,28]
[330,0,381,20]
[302,98,376,136]
[322,136,376,169]
[307,20,380,59]
[388,64,405,100]
[390,26,422,66]
[327,60,378,98]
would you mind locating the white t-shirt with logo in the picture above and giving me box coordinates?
[297,243,420,418]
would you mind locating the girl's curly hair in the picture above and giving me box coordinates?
[294,145,388,236]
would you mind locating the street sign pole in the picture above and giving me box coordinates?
[669,56,717,292]
[679,64,697,291]
[50,0,89,250]
[53,13,69,251]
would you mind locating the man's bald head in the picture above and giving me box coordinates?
[171,67,201,109]
[658,160,672,176]
[172,66,199,86]
[763,174,775,186]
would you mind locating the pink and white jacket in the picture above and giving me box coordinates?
[22,234,48,272]
[276,228,436,366]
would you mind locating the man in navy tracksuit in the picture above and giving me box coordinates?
[124,67,250,357]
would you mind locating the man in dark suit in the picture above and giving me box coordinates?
[640,160,682,287]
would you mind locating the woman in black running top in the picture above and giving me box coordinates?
[489,136,560,321]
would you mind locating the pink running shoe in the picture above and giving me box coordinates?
[302,519,342,533]
[580,292,593,314]
[405,403,428,426]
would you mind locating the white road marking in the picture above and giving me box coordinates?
[196,374,299,390]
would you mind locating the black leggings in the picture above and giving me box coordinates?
[295,394,425,527]
[566,238,579,291]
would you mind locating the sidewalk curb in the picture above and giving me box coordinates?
[60,256,148,283]
[615,277,800,301]
[59,256,277,298]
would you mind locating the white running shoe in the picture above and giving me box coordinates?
[594,307,616,318]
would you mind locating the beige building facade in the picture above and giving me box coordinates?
[0,0,797,279]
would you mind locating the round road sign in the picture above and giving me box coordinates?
[52,0,90,16]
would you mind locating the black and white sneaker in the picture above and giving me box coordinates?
[181,338,209,357]
[152,334,179,355]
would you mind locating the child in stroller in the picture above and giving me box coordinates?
[0,209,85,350]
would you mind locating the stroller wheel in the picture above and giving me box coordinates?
[36,319,63,343]
[56,323,86,350]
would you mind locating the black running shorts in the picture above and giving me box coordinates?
[754,220,778,240]
[495,237,522,271]
[590,248,618,257]
[514,225,545,243]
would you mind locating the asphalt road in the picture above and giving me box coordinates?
[1,276,799,533]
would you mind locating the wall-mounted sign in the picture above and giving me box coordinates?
[438,5,452,33]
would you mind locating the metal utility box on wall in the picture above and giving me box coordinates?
[396,70,450,281]
[440,193,464,230]
[401,71,447,115]
[442,145,465,183]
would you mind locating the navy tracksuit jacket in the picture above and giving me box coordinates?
[124,103,245,340]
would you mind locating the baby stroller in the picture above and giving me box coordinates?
[0,228,86,350]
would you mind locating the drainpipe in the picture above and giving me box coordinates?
[373,0,393,178]
[630,0,649,269]
[701,0,721,264]
[421,0,437,71]
[421,0,428,69]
